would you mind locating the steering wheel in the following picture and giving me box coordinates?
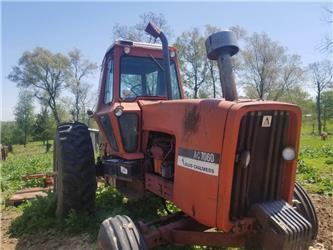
[130,84,142,96]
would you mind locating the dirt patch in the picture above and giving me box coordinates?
[1,194,332,249]
[0,209,94,250]
[1,210,19,249]
[309,193,333,250]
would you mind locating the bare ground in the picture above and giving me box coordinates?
[0,210,94,250]
[309,194,333,250]
[1,194,332,250]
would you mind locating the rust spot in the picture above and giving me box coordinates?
[183,106,200,137]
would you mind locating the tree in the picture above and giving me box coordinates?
[8,47,69,125]
[321,90,333,132]
[1,122,16,145]
[320,5,333,54]
[205,25,222,98]
[268,54,304,101]
[240,33,303,100]
[67,49,97,122]
[229,25,247,40]
[14,91,35,146]
[278,86,315,115]
[33,106,55,152]
[308,60,333,134]
[175,28,208,98]
[112,12,172,43]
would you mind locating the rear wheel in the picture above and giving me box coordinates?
[293,182,318,240]
[97,215,147,250]
[54,122,97,217]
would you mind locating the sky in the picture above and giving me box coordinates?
[1,1,332,121]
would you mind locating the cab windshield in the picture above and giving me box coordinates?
[120,56,181,100]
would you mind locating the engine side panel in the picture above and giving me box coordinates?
[140,99,233,227]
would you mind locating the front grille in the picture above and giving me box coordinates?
[230,111,289,220]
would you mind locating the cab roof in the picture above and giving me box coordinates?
[105,40,176,55]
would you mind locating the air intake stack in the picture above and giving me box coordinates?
[205,31,239,101]
[145,22,172,100]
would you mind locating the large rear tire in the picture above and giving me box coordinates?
[97,215,147,250]
[293,182,318,240]
[54,122,97,217]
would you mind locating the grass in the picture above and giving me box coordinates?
[1,121,332,247]
[296,121,333,195]
[0,141,53,201]
[8,186,166,239]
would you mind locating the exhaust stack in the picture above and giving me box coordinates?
[205,31,239,101]
[145,22,172,99]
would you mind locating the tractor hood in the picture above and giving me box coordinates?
[139,98,233,227]
[139,99,233,154]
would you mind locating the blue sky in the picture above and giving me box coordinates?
[1,1,332,121]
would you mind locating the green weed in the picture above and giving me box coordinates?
[1,142,53,199]
[9,185,167,241]
[9,192,58,236]
[297,151,333,195]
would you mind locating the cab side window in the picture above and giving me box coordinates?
[171,63,181,99]
[104,59,114,104]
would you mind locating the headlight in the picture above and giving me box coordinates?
[114,106,124,117]
[282,147,296,161]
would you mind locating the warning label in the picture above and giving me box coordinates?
[177,148,220,176]
[262,115,272,127]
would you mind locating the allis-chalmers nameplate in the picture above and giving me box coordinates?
[177,147,220,176]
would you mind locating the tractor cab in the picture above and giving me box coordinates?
[94,39,184,158]
[101,40,183,103]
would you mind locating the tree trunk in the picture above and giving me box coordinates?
[209,63,216,98]
[52,107,61,126]
[259,81,264,100]
[194,86,198,99]
[49,96,61,125]
[194,72,198,98]
[323,106,327,132]
[75,81,80,122]
[316,93,322,135]
[24,124,27,147]
[46,139,50,153]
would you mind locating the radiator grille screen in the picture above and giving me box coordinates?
[230,111,290,220]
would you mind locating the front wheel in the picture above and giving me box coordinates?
[97,215,147,250]
[293,182,318,240]
[54,122,97,217]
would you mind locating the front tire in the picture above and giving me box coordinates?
[293,182,318,240]
[97,215,147,250]
[54,122,97,217]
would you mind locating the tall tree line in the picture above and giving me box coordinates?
[6,11,333,144]
[111,12,332,134]
[7,48,97,146]
[8,48,97,126]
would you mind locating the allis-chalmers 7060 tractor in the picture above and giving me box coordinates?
[54,22,318,249]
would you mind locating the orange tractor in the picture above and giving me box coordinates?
[54,22,318,249]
